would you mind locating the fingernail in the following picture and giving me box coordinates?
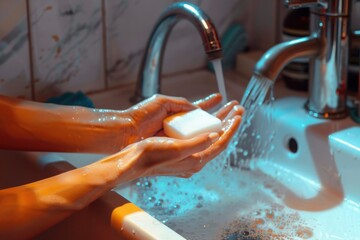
[225,100,236,107]
[209,132,220,143]
[234,105,244,112]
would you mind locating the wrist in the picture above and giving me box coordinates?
[93,144,144,186]
[91,109,138,152]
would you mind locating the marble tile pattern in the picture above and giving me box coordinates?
[105,0,246,87]
[0,0,264,100]
[29,0,105,101]
[0,0,32,99]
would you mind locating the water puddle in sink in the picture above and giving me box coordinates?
[118,160,360,239]
[118,166,318,239]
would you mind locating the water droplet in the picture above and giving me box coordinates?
[155,199,164,207]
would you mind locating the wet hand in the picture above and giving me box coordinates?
[124,93,223,142]
[114,101,243,180]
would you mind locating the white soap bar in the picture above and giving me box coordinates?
[163,109,222,139]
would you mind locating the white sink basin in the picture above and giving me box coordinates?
[114,96,360,239]
[2,70,360,239]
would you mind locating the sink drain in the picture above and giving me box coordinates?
[287,137,298,154]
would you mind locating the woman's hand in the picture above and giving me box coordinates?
[123,93,223,142]
[108,100,243,182]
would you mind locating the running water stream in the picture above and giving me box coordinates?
[240,75,274,126]
[223,74,274,169]
[211,59,228,106]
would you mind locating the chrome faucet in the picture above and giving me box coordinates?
[255,0,357,119]
[130,2,222,103]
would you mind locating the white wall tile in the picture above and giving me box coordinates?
[29,0,105,101]
[0,0,32,99]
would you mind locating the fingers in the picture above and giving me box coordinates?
[130,93,244,179]
[158,95,196,114]
[215,100,239,120]
[154,116,242,178]
[193,93,222,111]
[221,116,242,141]
[193,115,242,165]
[223,105,245,122]
[193,94,244,121]
[140,132,219,168]
[176,132,219,159]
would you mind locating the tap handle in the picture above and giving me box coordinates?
[284,0,327,9]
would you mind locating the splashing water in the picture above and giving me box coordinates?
[224,74,274,168]
[211,59,228,105]
[240,74,274,130]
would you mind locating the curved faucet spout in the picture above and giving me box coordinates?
[254,36,321,81]
[131,2,222,103]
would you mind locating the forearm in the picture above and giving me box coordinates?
[0,95,134,153]
[0,150,139,239]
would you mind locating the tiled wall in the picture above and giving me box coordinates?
[30,0,105,101]
[0,0,278,101]
[0,0,32,99]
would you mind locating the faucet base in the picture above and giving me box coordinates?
[304,101,348,119]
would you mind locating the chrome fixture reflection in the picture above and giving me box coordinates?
[256,0,356,119]
[131,2,222,103]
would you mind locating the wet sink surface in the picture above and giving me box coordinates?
[115,158,360,240]
[116,167,317,239]
[115,96,360,240]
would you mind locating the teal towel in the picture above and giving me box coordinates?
[46,91,95,108]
